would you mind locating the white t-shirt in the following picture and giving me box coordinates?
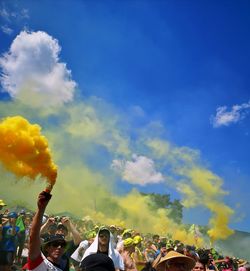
[24,253,63,271]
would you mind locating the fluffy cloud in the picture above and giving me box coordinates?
[0,31,76,106]
[211,101,250,127]
[111,154,164,185]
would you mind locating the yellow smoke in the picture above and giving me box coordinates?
[0,115,57,188]
[0,102,233,245]
[147,138,234,242]
[85,189,205,246]
[179,167,234,241]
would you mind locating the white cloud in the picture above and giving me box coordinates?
[0,31,76,106]
[1,25,13,35]
[211,101,250,127]
[0,7,10,21]
[111,154,164,185]
[0,6,29,21]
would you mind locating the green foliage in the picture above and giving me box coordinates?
[140,192,183,223]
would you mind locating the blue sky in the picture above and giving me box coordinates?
[0,0,250,238]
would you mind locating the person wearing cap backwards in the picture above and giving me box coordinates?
[155,251,196,271]
[81,226,124,271]
[0,211,20,271]
[23,191,67,271]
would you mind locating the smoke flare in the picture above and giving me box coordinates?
[0,115,57,189]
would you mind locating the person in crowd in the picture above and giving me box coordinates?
[120,237,137,271]
[193,261,206,271]
[0,212,20,271]
[56,217,82,246]
[19,214,33,267]
[155,250,195,271]
[40,216,57,240]
[15,209,27,265]
[81,226,124,271]
[23,191,67,271]
[151,235,160,253]
[109,225,119,245]
[56,218,82,270]
[117,229,134,253]
[144,240,156,263]
[40,214,82,270]
[152,243,167,269]
[132,235,146,271]
[71,231,96,271]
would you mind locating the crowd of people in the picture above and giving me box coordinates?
[0,192,249,271]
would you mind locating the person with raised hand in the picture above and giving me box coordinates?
[24,191,67,271]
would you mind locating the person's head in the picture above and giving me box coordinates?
[24,216,32,226]
[123,237,135,253]
[146,240,153,248]
[80,253,115,271]
[133,235,143,246]
[56,223,68,237]
[122,229,133,239]
[109,225,116,234]
[175,243,184,254]
[98,227,110,248]
[48,223,57,235]
[8,211,18,224]
[193,261,205,271]
[156,251,195,271]
[19,209,26,217]
[159,243,167,256]
[42,234,67,264]
[153,235,160,243]
[87,231,97,244]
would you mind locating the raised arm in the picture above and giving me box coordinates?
[61,217,82,245]
[40,217,56,235]
[29,191,52,261]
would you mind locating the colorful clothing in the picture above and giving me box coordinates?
[0,225,19,251]
[24,253,63,271]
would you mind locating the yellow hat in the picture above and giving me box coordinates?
[123,238,135,248]
[0,199,6,206]
[156,251,195,270]
[133,235,143,244]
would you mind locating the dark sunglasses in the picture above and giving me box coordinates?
[50,241,66,248]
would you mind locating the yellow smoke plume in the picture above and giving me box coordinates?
[146,138,234,242]
[179,167,234,242]
[0,115,57,189]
